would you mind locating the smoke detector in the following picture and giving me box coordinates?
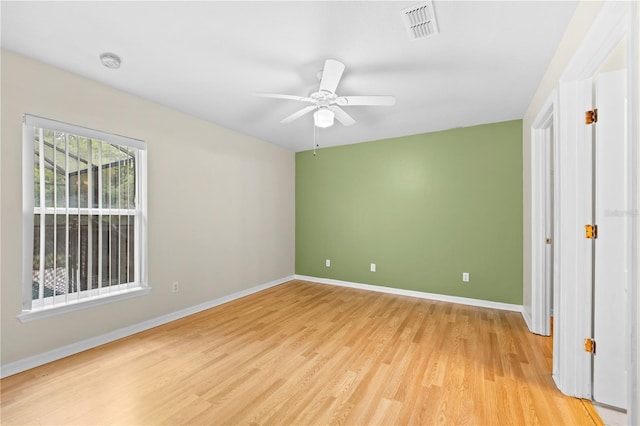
[401,1,440,40]
[100,52,121,69]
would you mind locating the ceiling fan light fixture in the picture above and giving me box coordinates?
[314,107,334,128]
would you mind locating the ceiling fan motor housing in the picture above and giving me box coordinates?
[311,91,337,102]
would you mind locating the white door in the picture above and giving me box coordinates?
[592,69,628,409]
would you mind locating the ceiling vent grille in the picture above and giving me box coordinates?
[401,1,439,40]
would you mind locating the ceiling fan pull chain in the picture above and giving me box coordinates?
[313,120,317,156]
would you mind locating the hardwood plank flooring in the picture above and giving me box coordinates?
[1,280,602,425]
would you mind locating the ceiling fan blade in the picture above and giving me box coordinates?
[257,93,313,103]
[281,105,316,124]
[335,95,396,106]
[318,59,345,94]
[330,106,356,126]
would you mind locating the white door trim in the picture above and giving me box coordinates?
[628,2,639,421]
[530,91,557,336]
[553,1,638,420]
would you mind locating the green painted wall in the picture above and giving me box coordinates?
[295,120,523,304]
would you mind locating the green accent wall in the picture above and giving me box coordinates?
[295,120,523,304]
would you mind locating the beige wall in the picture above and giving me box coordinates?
[0,50,295,365]
[521,1,604,323]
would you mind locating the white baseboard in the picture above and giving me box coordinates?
[294,275,523,313]
[0,275,293,379]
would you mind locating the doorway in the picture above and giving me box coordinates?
[530,94,557,338]
[531,2,637,421]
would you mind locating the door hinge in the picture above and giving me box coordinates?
[545,238,552,245]
[584,338,596,354]
[585,109,598,124]
[585,224,598,239]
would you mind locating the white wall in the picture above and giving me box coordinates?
[521,0,604,328]
[0,50,295,366]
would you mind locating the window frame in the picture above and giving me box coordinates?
[20,115,149,322]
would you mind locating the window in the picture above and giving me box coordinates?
[21,115,148,321]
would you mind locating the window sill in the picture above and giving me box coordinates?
[18,286,151,323]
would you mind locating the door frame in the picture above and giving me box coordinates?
[530,92,558,337]
[551,0,638,419]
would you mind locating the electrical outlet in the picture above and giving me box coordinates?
[370,263,376,272]
[326,259,331,267]
[462,273,469,282]
[172,281,179,293]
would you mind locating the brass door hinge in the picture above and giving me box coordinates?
[585,109,598,124]
[585,224,598,239]
[584,338,596,354]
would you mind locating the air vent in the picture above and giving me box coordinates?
[401,1,439,40]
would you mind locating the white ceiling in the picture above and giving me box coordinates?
[1,1,578,152]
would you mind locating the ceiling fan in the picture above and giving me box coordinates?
[258,59,396,128]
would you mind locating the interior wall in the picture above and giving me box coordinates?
[296,120,523,305]
[521,0,604,326]
[0,50,295,365]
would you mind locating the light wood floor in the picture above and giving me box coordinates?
[1,280,602,425]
